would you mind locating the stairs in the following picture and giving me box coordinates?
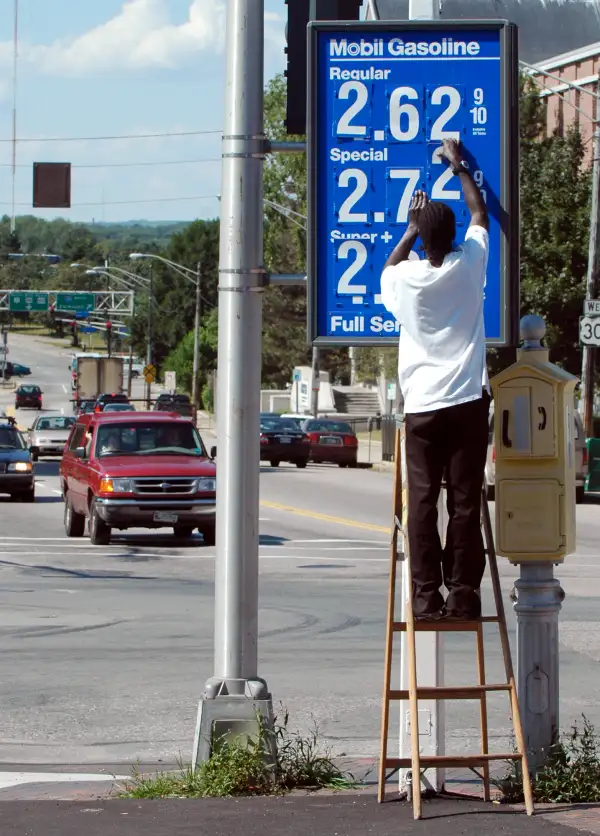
[332,386,381,415]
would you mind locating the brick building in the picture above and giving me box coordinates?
[531,42,600,163]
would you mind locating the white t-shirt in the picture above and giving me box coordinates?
[380,225,490,415]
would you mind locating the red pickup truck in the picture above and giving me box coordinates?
[60,412,216,546]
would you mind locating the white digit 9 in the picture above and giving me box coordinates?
[337,81,368,137]
[474,169,484,187]
[430,86,461,140]
[473,87,484,105]
[389,86,420,141]
[337,241,368,295]
[337,169,368,223]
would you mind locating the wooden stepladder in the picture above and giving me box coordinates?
[378,425,534,819]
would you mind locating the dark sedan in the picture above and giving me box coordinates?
[15,384,43,410]
[0,422,35,501]
[259,417,310,468]
[300,418,358,467]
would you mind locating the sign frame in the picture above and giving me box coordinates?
[307,19,520,347]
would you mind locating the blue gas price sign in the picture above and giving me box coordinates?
[307,20,519,347]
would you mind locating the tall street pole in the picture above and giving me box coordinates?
[146,264,153,410]
[195,0,271,747]
[192,261,201,407]
[580,77,600,438]
[310,346,320,417]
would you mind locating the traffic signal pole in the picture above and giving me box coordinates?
[146,264,153,410]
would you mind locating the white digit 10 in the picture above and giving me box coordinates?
[337,241,367,295]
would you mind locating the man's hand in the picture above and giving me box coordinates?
[408,190,429,229]
[440,138,462,168]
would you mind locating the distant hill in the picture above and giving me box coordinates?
[376,0,600,62]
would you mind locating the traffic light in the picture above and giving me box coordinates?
[284,0,363,135]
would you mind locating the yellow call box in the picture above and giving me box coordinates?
[491,321,578,564]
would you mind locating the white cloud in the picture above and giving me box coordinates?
[2,0,226,76]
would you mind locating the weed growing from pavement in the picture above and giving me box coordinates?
[119,709,356,799]
[500,716,600,804]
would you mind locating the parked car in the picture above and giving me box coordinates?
[15,384,43,410]
[103,403,136,413]
[93,392,130,412]
[259,416,310,468]
[60,412,216,546]
[0,420,34,501]
[12,363,31,376]
[154,393,193,417]
[28,414,76,461]
[485,405,587,503]
[299,418,358,467]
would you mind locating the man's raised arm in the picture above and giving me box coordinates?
[441,138,488,231]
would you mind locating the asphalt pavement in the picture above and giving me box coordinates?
[0,332,600,816]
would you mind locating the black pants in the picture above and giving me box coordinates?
[405,393,490,617]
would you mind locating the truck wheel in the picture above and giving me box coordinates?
[64,496,85,537]
[31,450,38,462]
[296,460,307,469]
[89,500,111,546]
[20,487,35,503]
[173,525,194,539]
[200,525,216,547]
[576,485,585,504]
[486,483,495,503]
[270,459,280,467]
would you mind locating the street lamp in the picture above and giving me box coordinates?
[130,253,203,408]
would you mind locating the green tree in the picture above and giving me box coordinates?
[518,76,591,376]
[163,307,218,403]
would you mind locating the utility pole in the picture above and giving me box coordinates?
[192,261,201,407]
[146,263,153,410]
[310,346,320,417]
[580,77,600,438]
[193,0,272,765]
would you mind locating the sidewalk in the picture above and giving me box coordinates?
[1,791,599,835]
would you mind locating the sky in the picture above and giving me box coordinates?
[0,0,287,225]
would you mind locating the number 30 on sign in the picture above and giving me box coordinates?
[580,316,600,347]
[307,21,519,347]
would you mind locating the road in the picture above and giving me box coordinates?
[0,332,599,775]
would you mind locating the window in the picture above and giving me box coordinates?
[36,416,75,431]
[0,427,25,449]
[305,420,353,433]
[95,422,206,458]
[68,425,87,451]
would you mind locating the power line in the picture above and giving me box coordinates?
[9,194,219,208]
[0,128,222,144]
[0,157,221,170]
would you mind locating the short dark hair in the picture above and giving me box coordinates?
[418,201,456,262]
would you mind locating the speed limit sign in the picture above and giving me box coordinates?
[579,316,600,346]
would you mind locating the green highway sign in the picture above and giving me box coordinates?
[9,291,49,312]
[55,292,95,312]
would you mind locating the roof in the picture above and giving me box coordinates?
[533,40,600,72]
[79,411,191,426]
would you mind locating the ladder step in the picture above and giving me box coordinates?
[392,616,499,633]
[385,753,522,769]
[388,684,510,701]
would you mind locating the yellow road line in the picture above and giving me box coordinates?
[260,500,389,534]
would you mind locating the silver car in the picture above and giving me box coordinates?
[28,414,76,461]
[485,405,587,504]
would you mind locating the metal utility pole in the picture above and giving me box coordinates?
[10,0,18,235]
[580,78,600,438]
[192,261,201,407]
[310,346,320,417]
[193,0,272,765]
[146,264,153,410]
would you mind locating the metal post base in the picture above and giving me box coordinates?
[512,562,564,773]
[192,679,274,768]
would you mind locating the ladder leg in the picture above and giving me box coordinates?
[404,504,422,820]
[378,428,403,803]
[481,491,534,816]
[475,621,491,802]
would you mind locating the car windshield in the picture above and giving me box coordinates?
[95,422,206,457]
[35,416,75,431]
[103,404,134,412]
[260,419,300,433]
[0,426,25,449]
[283,417,304,427]
[305,420,353,433]
[19,385,40,394]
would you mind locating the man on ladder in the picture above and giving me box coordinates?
[380,138,490,621]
